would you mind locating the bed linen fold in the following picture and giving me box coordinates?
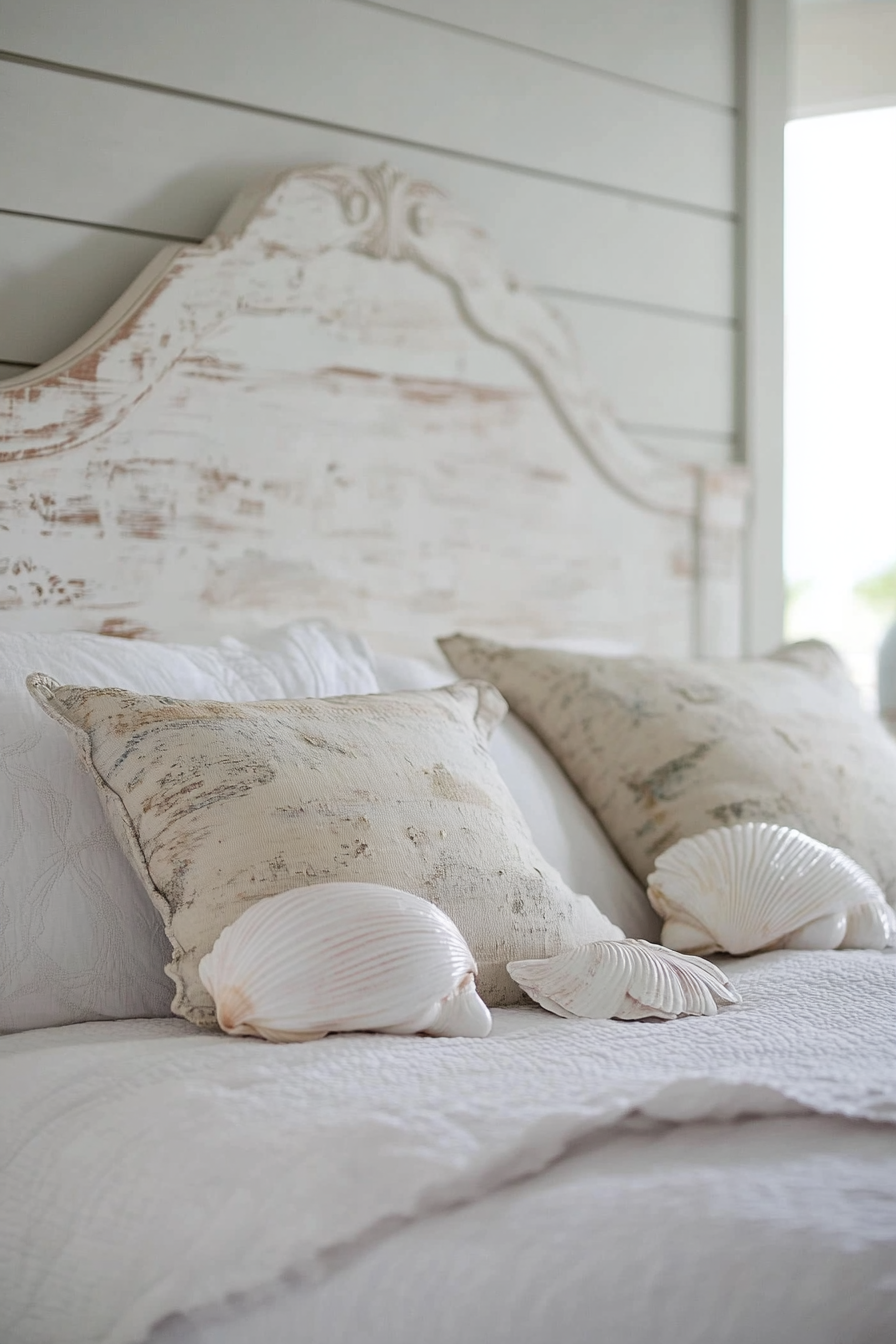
[1,949,895,1344]
[151,1115,896,1344]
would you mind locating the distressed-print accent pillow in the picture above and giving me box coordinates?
[27,676,620,1024]
[0,620,378,1035]
[439,634,896,902]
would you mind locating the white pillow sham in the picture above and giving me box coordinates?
[0,622,378,1033]
[372,653,657,940]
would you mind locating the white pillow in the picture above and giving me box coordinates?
[0,622,378,1033]
[372,653,657,940]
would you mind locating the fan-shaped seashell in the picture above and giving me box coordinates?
[506,939,740,1021]
[647,823,892,956]
[198,882,492,1042]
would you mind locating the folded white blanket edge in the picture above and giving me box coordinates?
[2,949,895,1344]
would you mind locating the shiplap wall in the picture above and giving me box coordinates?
[0,0,786,647]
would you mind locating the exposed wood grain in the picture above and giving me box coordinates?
[0,61,736,321]
[0,0,735,213]
[0,165,747,656]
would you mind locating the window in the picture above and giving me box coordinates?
[785,108,896,706]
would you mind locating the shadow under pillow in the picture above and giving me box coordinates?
[439,634,896,903]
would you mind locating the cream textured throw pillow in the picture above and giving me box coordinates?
[439,635,896,902]
[28,676,619,1023]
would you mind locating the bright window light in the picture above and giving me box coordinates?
[785,107,896,705]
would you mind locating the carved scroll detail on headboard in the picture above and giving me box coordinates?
[0,163,748,655]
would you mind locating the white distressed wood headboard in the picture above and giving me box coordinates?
[0,163,748,657]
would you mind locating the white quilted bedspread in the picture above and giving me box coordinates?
[1,950,895,1344]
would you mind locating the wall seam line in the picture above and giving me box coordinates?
[539,285,737,328]
[341,0,738,115]
[0,50,739,224]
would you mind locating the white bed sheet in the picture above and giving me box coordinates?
[3,950,895,1344]
[151,1112,896,1344]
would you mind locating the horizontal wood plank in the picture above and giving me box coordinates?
[0,0,735,213]
[375,0,736,107]
[0,214,165,365]
[0,362,35,382]
[0,213,734,438]
[550,294,735,436]
[0,62,736,321]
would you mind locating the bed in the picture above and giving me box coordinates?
[1,163,895,1344]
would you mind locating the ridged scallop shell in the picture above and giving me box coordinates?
[507,939,740,1020]
[198,882,492,1041]
[647,823,895,956]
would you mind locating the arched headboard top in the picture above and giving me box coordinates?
[0,163,748,655]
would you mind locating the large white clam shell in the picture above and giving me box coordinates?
[507,939,740,1020]
[647,823,896,956]
[198,882,492,1042]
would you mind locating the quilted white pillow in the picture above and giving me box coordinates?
[0,622,377,1033]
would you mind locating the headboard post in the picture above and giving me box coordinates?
[695,466,750,657]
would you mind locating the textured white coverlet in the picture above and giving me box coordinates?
[152,1116,896,1344]
[1,950,895,1344]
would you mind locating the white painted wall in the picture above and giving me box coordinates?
[792,1,896,117]
[0,0,787,649]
